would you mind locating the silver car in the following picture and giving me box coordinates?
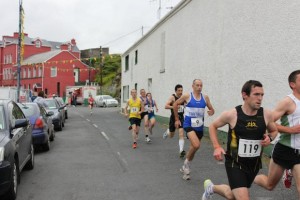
[95,95,118,107]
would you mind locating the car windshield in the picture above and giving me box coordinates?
[103,95,113,100]
[0,106,5,130]
[18,104,39,117]
[55,98,64,106]
[44,100,58,109]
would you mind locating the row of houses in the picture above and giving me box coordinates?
[0,32,97,97]
[121,0,300,128]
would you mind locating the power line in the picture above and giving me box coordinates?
[101,27,144,46]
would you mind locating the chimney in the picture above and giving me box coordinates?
[60,44,68,50]
[71,39,76,45]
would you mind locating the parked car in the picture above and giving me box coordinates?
[18,103,55,151]
[95,95,118,107]
[54,97,68,119]
[43,98,65,131]
[0,99,34,200]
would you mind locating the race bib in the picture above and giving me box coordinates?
[178,105,184,113]
[191,118,203,127]
[131,107,138,113]
[148,107,154,113]
[238,139,262,157]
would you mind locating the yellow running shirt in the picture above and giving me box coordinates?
[128,98,141,119]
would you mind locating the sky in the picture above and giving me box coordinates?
[0,0,181,54]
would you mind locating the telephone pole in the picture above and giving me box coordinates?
[99,46,103,95]
[17,0,23,102]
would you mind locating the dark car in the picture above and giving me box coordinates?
[0,99,34,200]
[43,98,65,131]
[18,103,55,151]
[54,97,68,119]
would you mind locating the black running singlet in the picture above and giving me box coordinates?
[170,94,184,118]
[225,105,266,170]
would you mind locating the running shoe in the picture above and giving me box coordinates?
[145,137,151,143]
[282,169,293,188]
[132,143,137,149]
[202,179,214,200]
[163,129,169,139]
[180,150,186,159]
[180,165,190,180]
[128,125,132,130]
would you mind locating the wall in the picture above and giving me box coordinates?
[122,0,300,130]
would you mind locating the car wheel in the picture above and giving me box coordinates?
[57,121,63,131]
[65,112,68,119]
[6,160,18,200]
[43,138,50,151]
[25,144,34,170]
[49,129,55,141]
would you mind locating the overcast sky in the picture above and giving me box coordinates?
[0,0,181,54]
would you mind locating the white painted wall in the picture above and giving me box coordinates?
[121,0,300,130]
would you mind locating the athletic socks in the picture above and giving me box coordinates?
[179,139,184,152]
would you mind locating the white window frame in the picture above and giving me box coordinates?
[28,68,31,78]
[36,40,41,48]
[33,67,36,78]
[51,66,57,77]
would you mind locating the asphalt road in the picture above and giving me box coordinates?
[16,106,298,200]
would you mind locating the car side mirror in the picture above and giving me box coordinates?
[47,111,54,116]
[14,119,29,128]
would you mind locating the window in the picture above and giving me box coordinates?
[33,68,36,78]
[123,85,129,102]
[125,55,129,71]
[51,67,57,77]
[135,50,138,65]
[38,67,42,77]
[23,68,26,78]
[134,83,137,90]
[148,78,152,93]
[28,68,31,78]
[36,40,41,48]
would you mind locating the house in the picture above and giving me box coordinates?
[121,0,300,127]
[0,32,97,98]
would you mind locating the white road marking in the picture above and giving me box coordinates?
[117,152,128,166]
[93,124,98,128]
[86,119,90,122]
[101,131,109,141]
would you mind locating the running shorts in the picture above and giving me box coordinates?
[141,112,148,119]
[225,164,259,189]
[129,118,141,127]
[184,127,203,140]
[272,142,300,169]
[169,115,183,132]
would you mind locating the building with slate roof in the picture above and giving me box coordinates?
[0,32,96,98]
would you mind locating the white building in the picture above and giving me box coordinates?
[121,0,300,128]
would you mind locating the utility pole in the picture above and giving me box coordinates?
[89,49,92,85]
[99,46,103,95]
[17,0,23,102]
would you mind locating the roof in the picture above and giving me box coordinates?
[122,0,190,56]
[1,35,80,52]
[22,50,62,64]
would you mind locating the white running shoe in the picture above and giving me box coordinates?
[145,137,151,143]
[202,179,214,200]
[180,165,190,180]
[163,129,169,139]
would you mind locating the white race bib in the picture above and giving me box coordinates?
[191,118,203,127]
[178,105,184,113]
[148,107,154,113]
[131,107,138,113]
[238,139,262,157]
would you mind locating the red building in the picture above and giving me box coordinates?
[0,32,96,97]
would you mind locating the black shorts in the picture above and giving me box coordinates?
[225,164,259,189]
[129,118,141,127]
[141,112,148,119]
[169,115,184,132]
[184,127,203,140]
[272,142,300,169]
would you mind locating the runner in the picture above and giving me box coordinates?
[173,79,215,180]
[88,94,95,115]
[144,92,158,143]
[163,84,186,158]
[124,89,144,149]
[202,80,277,200]
[254,70,300,198]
